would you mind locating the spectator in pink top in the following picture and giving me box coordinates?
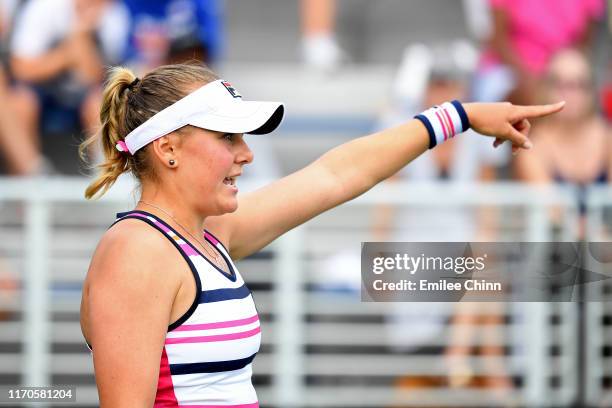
[473,0,605,105]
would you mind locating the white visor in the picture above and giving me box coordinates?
[118,79,284,155]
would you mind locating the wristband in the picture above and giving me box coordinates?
[414,100,470,149]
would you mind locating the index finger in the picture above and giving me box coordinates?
[512,101,565,121]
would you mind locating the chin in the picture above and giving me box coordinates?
[223,204,239,214]
[218,200,239,215]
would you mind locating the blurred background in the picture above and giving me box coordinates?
[0,0,611,406]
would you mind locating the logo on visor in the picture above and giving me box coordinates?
[221,81,242,98]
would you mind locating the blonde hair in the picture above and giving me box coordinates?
[80,63,219,199]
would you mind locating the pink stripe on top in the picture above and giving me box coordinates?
[131,213,200,257]
[154,348,179,407]
[178,403,259,408]
[204,231,220,246]
[152,218,173,233]
[180,243,199,257]
[165,327,261,345]
[173,315,259,331]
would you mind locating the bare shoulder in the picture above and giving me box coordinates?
[83,218,182,319]
[87,218,180,286]
[83,219,181,406]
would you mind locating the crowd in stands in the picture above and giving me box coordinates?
[0,0,223,176]
[0,0,610,402]
[0,0,607,179]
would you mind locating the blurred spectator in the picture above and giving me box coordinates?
[300,0,346,71]
[376,42,507,193]
[0,258,18,321]
[515,48,611,238]
[462,0,493,42]
[0,66,43,175]
[0,0,46,175]
[603,61,612,122]
[122,0,224,72]
[0,0,20,324]
[606,14,612,121]
[367,42,514,399]
[473,0,605,105]
[10,0,129,161]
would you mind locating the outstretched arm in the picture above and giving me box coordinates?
[209,101,564,260]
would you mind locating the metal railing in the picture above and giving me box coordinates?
[2,177,608,407]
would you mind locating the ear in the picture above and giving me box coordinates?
[151,133,180,167]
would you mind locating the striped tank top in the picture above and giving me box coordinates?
[111,210,261,407]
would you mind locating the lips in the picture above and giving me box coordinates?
[223,177,235,186]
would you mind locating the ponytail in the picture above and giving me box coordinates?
[80,67,136,199]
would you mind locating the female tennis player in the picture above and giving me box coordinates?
[79,63,563,407]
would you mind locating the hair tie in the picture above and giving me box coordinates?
[127,78,140,90]
[115,140,130,154]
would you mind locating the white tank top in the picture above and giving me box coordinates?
[110,210,261,407]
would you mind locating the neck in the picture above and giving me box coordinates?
[137,189,205,239]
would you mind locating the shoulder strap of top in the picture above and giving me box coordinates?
[111,210,203,331]
[204,229,238,272]
[113,210,202,258]
[114,211,238,281]
[203,229,229,256]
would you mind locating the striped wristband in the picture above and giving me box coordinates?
[414,100,470,149]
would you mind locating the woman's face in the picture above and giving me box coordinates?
[545,50,594,122]
[176,127,253,216]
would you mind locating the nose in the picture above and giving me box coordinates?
[235,135,254,165]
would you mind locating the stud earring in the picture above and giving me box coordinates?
[169,159,176,166]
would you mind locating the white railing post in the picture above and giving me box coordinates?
[22,192,51,390]
[273,226,305,407]
[558,302,578,405]
[523,203,551,407]
[0,177,600,407]
[585,188,604,406]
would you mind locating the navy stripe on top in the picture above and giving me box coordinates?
[169,353,257,375]
[200,283,251,303]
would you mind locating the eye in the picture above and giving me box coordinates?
[222,133,235,142]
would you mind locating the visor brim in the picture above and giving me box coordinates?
[188,100,284,135]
